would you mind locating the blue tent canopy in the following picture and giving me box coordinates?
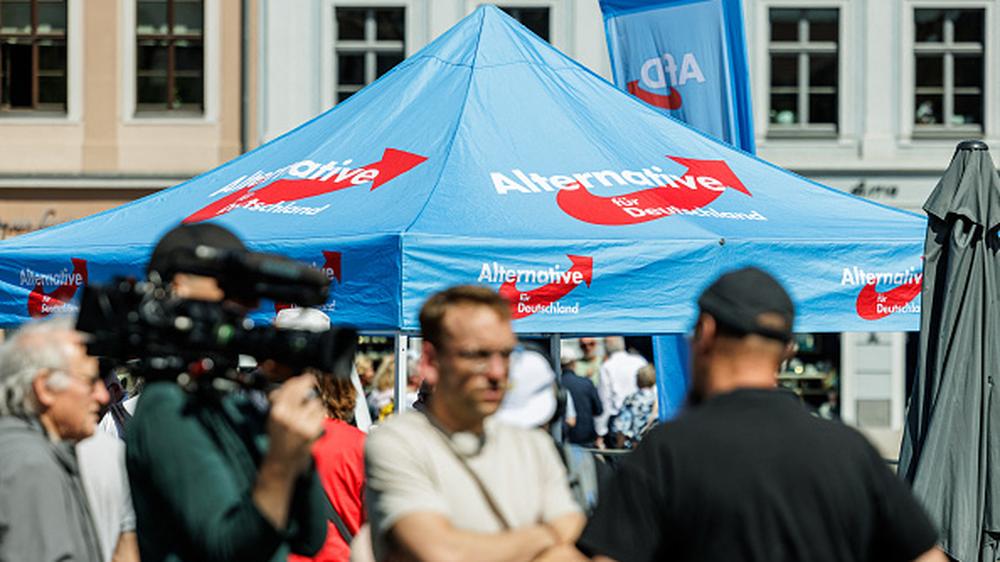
[0,6,924,333]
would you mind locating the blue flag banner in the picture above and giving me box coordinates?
[599,0,756,419]
[651,331,691,420]
[600,0,754,151]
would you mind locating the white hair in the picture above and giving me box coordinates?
[0,317,77,417]
[604,336,626,353]
[274,307,330,332]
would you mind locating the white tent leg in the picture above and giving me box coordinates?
[394,332,409,414]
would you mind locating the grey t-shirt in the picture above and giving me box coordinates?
[77,431,136,562]
[365,412,580,560]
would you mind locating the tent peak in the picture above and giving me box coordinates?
[409,3,576,71]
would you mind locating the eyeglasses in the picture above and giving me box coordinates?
[448,347,515,372]
[52,370,103,389]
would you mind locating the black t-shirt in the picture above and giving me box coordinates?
[578,388,938,562]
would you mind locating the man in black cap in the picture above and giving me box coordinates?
[577,266,945,562]
[125,223,329,562]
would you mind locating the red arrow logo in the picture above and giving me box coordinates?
[275,251,341,313]
[627,81,683,110]
[498,255,593,319]
[855,279,922,320]
[556,157,750,226]
[27,258,88,318]
[321,251,342,283]
[184,148,427,223]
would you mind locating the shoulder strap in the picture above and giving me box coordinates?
[110,402,132,438]
[323,492,355,544]
[423,413,512,530]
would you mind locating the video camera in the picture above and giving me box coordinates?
[75,245,357,388]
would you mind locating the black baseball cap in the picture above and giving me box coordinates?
[147,223,246,280]
[697,267,795,342]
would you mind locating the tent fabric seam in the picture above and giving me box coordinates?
[394,3,487,325]
[0,234,925,253]
[400,10,486,234]
[407,54,578,73]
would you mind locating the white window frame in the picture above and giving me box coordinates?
[465,0,568,54]
[328,4,406,105]
[900,0,996,142]
[751,0,854,144]
[496,5,552,42]
[766,7,840,137]
[120,0,220,123]
[323,1,424,111]
[0,0,82,123]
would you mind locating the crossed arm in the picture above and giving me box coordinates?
[388,510,585,562]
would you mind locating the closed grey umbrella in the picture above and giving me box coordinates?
[899,140,1000,562]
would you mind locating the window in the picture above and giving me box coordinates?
[913,9,983,134]
[334,7,404,103]
[499,6,550,42]
[767,8,838,135]
[135,0,203,114]
[0,0,67,113]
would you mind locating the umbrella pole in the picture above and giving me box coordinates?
[394,332,409,414]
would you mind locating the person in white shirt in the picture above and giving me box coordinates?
[595,336,648,443]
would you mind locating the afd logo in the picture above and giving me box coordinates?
[20,258,88,318]
[490,156,765,226]
[185,148,427,223]
[842,266,922,320]
[478,255,593,319]
[628,52,706,110]
[275,251,342,314]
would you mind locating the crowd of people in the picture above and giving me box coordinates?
[0,224,948,562]
[352,333,656,454]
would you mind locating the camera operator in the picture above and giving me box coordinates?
[124,224,329,562]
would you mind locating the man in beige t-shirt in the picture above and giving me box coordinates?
[365,286,585,562]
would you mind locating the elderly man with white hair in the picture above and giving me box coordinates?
[0,317,109,562]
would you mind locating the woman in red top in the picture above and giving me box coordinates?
[289,372,366,562]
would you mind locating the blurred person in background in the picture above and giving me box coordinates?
[368,357,395,422]
[559,345,602,448]
[98,368,140,439]
[355,356,375,391]
[364,286,584,561]
[611,364,658,449]
[494,346,560,433]
[405,361,422,410]
[574,337,602,387]
[595,336,647,447]
[0,317,108,561]
[498,346,600,516]
[279,308,366,562]
[78,416,140,562]
[412,379,434,413]
[818,388,840,420]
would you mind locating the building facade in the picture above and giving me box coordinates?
[745,0,1000,436]
[0,0,245,239]
[5,1,994,440]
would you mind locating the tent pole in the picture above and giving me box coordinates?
[394,332,409,414]
[548,334,561,373]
